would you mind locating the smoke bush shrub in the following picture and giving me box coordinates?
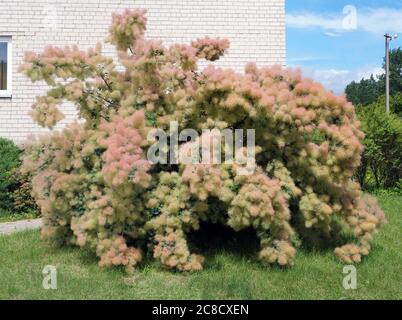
[20,9,386,272]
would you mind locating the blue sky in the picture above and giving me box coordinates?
[286,0,402,94]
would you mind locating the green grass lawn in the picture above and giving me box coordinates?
[0,194,401,300]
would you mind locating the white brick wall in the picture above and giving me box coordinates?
[0,0,285,142]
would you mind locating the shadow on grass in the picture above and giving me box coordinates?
[189,221,260,256]
[62,218,362,274]
[189,221,260,266]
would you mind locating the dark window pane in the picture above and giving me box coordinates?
[0,42,7,90]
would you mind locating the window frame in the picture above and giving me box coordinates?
[0,36,12,98]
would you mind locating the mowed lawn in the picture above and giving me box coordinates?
[0,195,401,300]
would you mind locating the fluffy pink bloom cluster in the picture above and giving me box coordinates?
[99,110,151,188]
[30,96,64,128]
[21,9,385,273]
[191,37,230,61]
[108,9,147,51]
[97,236,142,273]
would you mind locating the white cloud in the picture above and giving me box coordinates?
[300,65,384,95]
[358,8,402,35]
[287,7,402,35]
[324,32,341,37]
[287,12,344,32]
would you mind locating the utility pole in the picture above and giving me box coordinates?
[384,33,398,114]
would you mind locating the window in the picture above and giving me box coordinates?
[0,37,12,97]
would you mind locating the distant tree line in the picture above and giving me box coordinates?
[345,47,402,114]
